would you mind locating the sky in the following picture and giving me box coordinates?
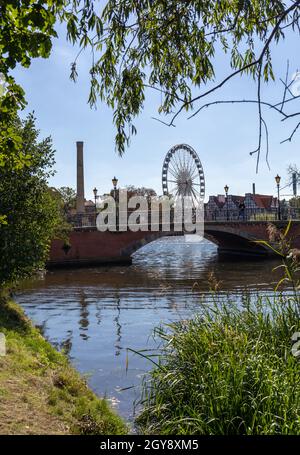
[12,23,300,202]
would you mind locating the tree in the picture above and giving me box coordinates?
[2,1,300,164]
[287,164,300,183]
[65,0,300,164]
[286,164,300,196]
[0,113,66,288]
[0,1,65,226]
[53,186,77,215]
[125,185,157,200]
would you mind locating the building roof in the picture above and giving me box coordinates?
[230,195,245,204]
[84,200,95,207]
[207,193,277,211]
[209,196,225,209]
[251,194,277,209]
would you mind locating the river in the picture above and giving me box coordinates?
[15,237,283,423]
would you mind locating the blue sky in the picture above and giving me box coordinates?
[12,24,300,202]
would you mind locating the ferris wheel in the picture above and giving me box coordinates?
[162,144,205,206]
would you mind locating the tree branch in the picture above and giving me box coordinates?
[166,0,300,127]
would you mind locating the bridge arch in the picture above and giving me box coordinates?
[119,224,272,259]
[120,228,270,259]
[119,232,182,257]
[204,223,271,258]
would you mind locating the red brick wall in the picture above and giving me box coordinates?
[48,222,300,266]
[48,228,167,267]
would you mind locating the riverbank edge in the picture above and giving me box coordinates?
[0,294,127,435]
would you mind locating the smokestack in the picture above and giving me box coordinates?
[76,141,85,214]
[252,183,256,195]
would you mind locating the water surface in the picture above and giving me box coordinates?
[16,238,282,421]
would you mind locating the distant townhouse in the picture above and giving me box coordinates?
[205,194,245,220]
[205,192,278,220]
[244,193,278,219]
[205,195,225,220]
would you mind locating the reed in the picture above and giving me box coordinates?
[136,294,300,434]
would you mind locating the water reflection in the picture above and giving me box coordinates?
[16,238,284,421]
[79,291,89,341]
[114,298,122,357]
[60,330,73,357]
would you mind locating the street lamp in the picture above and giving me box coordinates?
[112,177,119,230]
[275,174,281,220]
[93,187,98,222]
[112,176,118,199]
[224,184,229,221]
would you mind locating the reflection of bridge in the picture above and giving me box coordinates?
[47,220,300,268]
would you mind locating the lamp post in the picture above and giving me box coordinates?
[112,176,118,200]
[275,174,281,220]
[93,187,98,224]
[224,184,229,221]
[112,177,119,230]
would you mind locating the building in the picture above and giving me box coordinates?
[205,193,278,221]
[244,193,278,219]
[205,194,245,220]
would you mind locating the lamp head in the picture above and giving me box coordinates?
[275,174,281,185]
[112,176,118,189]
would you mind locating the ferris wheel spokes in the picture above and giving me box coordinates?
[161,144,205,207]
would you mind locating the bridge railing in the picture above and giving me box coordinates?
[205,207,300,222]
[67,210,189,230]
[67,207,300,229]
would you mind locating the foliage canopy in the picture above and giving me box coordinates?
[0,113,67,287]
[63,0,300,161]
[1,1,300,160]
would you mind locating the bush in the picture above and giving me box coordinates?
[0,114,67,287]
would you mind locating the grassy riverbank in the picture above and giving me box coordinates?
[137,295,300,435]
[0,295,127,435]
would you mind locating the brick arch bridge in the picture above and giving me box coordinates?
[48,220,300,268]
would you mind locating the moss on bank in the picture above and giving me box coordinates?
[0,295,127,435]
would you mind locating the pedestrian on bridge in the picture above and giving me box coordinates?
[238,202,246,221]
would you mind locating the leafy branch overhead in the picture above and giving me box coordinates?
[0,1,64,174]
[1,1,300,161]
[65,0,300,162]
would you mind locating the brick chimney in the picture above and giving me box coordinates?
[76,141,85,214]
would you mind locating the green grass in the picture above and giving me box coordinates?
[136,295,300,435]
[0,294,127,435]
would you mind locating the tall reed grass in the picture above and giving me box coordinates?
[136,295,300,434]
[136,222,300,434]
